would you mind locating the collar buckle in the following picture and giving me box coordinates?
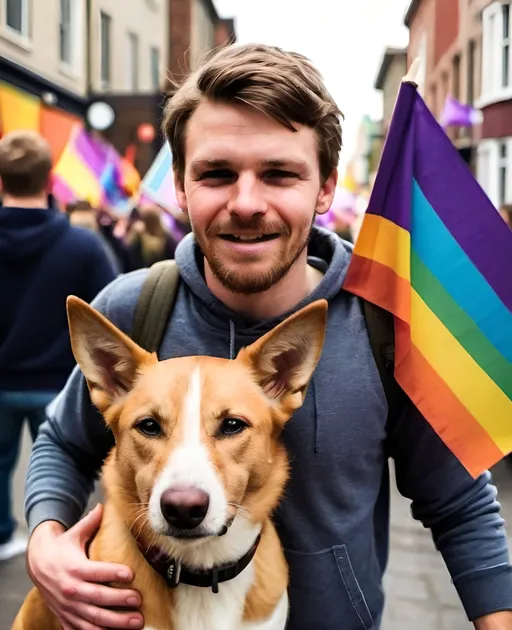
[165,558,181,588]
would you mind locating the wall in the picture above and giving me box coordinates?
[90,0,168,93]
[190,0,216,70]
[0,0,87,97]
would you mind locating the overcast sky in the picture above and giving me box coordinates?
[213,0,411,171]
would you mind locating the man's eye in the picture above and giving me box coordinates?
[264,170,297,180]
[199,169,234,180]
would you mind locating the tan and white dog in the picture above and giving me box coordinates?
[13,296,327,630]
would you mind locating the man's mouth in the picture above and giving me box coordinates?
[219,233,280,243]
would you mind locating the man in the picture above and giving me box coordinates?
[0,131,117,562]
[25,45,512,630]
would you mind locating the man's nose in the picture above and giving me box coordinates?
[228,173,268,218]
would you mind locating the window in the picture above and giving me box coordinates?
[502,3,510,88]
[467,40,476,105]
[126,32,139,91]
[60,0,72,64]
[6,0,30,36]
[477,138,512,207]
[150,46,160,90]
[498,141,508,206]
[480,2,512,105]
[452,54,461,100]
[100,11,111,88]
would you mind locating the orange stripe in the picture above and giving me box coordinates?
[343,253,410,324]
[395,322,503,477]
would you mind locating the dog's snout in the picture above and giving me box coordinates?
[160,485,210,530]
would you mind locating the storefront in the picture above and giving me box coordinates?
[0,57,88,164]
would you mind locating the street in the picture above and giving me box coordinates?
[2,426,512,629]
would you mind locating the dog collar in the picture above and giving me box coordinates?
[138,534,261,594]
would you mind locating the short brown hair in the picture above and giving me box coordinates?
[162,44,343,183]
[0,130,52,196]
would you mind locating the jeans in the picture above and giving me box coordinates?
[0,390,57,544]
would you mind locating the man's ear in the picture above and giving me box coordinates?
[316,168,338,216]
[174,169,188,213]
[238,300,328,413]
[66,296,157,413]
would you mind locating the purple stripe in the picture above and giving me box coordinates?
[365,83,417,231]
[74,129,109,178]
[413,94,512,311]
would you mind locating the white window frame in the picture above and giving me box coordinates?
[477,137,512,208]
[478,2,512,107]
[3,0,30,40]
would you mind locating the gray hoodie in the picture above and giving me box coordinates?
[25,226,512,629]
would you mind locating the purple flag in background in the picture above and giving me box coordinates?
[440,95,483,128]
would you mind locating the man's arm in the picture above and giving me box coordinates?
[389,396,512,625]
[25,269,148,533]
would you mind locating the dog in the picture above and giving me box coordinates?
[13,295,327,630]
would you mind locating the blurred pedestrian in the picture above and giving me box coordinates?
[0,131,117,562]
[125,203,177,268]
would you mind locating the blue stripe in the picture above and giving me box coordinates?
[144,143,172,193]
[411,179,512,362]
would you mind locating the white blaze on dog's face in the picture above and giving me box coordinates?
[66,296,327,546]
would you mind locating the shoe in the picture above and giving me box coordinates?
[0,533,28,562]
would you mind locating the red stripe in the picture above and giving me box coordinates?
[343,254,410,323]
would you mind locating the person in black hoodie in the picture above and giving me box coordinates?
[0,130,117,561]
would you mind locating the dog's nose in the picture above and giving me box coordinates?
[160,485,210,530]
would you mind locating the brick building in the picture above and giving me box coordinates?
[405,0,512,207]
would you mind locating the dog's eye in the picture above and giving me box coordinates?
[136,418,162,437]
[219,417,248,437]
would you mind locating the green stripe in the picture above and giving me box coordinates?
[411,250,512,399]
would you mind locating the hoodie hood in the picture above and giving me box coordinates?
[0,206,70,264]
[174,225,352,338]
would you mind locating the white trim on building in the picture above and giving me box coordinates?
[477,1,512,108]
[477,137,512,208]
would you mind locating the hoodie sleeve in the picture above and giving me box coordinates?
[390,398,512,621]
[24,271,147,535]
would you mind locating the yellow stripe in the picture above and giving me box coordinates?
[353,214,411,281]
[54,143,102,206]
[0,82,40,133]
[411,289,512,453]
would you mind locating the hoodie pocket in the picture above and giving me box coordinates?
[284,545,374,630]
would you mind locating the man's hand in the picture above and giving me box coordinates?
[27,504,144,630]
[474,611,512,629]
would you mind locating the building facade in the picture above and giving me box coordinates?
[0,0,88,161]
[405,0,483,170]
[374,47,408,134]
[476,0,512,208]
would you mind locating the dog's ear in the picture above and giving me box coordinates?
[238,300,328,413]
[66,296,157,413]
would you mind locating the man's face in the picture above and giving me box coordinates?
[175,101,336,294]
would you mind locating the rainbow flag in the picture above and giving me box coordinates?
[343,79,512,478]
[139,141,179,211]
[52,125,140,209]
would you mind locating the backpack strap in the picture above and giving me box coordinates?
[361,299,402,425]
[131,260,180,354]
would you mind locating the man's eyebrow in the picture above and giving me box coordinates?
[259,158,310,170]
[190,159,231,170]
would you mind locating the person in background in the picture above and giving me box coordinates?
[125,202,177,268]
[0,131,117,562]
[66,200,125,275]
